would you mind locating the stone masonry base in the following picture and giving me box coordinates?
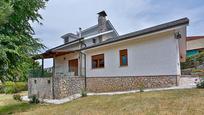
[86,76,178,93]
[28,75,179,99]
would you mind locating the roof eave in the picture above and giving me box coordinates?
[81,17,189,51]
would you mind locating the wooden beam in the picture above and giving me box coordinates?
[41,58,44,77]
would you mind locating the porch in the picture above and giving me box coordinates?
[29,50,86,99]
[32,50,86,78]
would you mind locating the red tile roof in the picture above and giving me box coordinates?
[187,36,204,41]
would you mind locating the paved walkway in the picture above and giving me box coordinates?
[22,77,199,104]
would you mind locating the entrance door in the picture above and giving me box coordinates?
[68,59,78,76]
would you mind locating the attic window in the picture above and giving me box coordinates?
[99,36,102,42]
[64,37,69,43]
[92,38,96,43]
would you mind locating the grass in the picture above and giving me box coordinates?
[1,89,204,115]
[0,92,37,115]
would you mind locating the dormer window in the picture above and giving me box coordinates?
[64,37,69,43]
[92,38,96,43]
[99,36,102,42]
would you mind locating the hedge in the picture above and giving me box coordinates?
[0,82,27,94]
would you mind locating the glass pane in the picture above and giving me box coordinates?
[92,60,97,68]
[122,55,127,65]
[99,59,104,67]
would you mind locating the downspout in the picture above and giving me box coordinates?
[52,55,55,99]
[81,52,86,90]
[41,58,44,77]
[79,38,87,91]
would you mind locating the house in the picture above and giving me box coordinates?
[29,11,189,99]
[186,36,204,57]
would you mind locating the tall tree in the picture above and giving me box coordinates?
[0,0,47,82]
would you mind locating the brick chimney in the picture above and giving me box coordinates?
[98,11,107,33]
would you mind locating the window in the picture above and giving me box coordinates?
[64,37,70,43]
[98,36,102,42]
[92,54,104,68]
[47,80,50,84]
[120,49,128,66]
[92,38,96,43]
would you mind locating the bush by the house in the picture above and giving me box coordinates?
[3,82,17,94]
[29,95,40,104]
[15,82,27,92]
[0,84,4,93]
[197,80,204,88]
[0,82,27,94]
[13,94,22,101]
[181,51,204,69]
[139,82,145,92]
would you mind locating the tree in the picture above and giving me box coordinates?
[0,1,13,25]
[0,0,48,82]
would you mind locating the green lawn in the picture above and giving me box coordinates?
[1,89,204,115]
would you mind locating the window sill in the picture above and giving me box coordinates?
[92,67,105,70]
[119,65,128,67]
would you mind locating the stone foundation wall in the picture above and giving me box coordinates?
[87,76,178,93]
[28,77,52,99]
[28,75,179,99]
[53,76,85,99]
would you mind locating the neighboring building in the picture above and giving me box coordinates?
[29,11,189,99]
[186,36,204,57]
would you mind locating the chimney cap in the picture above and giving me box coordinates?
[98,11,107,17]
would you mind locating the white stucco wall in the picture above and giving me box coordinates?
[55,52,79,75]
[84,30,181,77]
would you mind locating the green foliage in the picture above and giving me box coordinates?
[0,0,48,82]
[3,82,17,94]
[29,95,40,104]
[0,82,27,94]
[139,82,145,92]
[13,94,22,101]
[0,1,13,25]
[29,61,52,78]
[181,51,204,69]
[15,82,27,92]
[0,84,5,93]
[197,79,204,88]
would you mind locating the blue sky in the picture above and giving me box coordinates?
[33,0,204,67]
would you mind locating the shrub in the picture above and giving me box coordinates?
[3,82,17,94]
[139,82,145,92]
[4,86,17,94]
[29,95,40,104]
[0,84,4,93]
[181,51,204,69]
[0,82,27,94]
[13,94,22,101]
[15,82,27,92]
[197,80,204,88]
[80,89,87,97]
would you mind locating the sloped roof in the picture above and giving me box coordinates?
[81,17,189,50]
[33,17,189,60]
[187,36,204,41]
[61,20,118,38]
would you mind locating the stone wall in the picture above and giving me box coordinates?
[53,76,85,99]
[28,75,179,99]
[86,76,178,93]
[28,77,52,99]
